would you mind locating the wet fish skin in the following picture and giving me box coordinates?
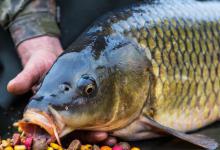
[98,0,220,132]
[19,0,220,147]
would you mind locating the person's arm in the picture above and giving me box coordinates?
[0,0,63,94]
[0,0,60,46]
[0,0,112,144]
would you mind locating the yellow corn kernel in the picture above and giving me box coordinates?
[81,145,85,150]
[2,140,10,147]
[50,143,62,149]
[83,144,92,150]
[4,146,13,150]
[14,145,26,150]
[131,147,140,150]
[81,144,92,150]
[18,127,23,133]
[47,147,54,150]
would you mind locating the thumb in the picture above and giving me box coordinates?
[7,59,41,95]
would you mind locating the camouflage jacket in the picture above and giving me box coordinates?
[0,0,60,46]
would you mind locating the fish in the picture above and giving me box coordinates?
[18,0,220,149]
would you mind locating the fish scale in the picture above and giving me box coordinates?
[18,0,220,149]
[106,0,220,131]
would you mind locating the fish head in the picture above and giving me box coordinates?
[18,35,151,140]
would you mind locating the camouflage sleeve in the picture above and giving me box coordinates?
[0,0,60,46]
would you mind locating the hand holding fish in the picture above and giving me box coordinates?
[6,35,113,144]
[69,131,117,145]
[17,1,220,149]
[7,36,63,94]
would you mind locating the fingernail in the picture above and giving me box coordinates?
[94,132,108,140]
[8,79,15,85]
[7,80,15,92]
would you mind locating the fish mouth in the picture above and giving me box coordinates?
[18,109,62,144]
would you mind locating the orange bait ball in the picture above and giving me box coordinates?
[100,146,112,150]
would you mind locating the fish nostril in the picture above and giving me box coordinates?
[50,94,56,97]
[59,83,71,92]
[31,96,44,102]
[64,86,69,91]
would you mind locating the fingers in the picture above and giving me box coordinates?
[62,131,117,147]
[79,131,108,143]
[65,131,109,144]
[7,58,41,95]
[79,132,117,147]
[102,136,117,146]
[74,131,117,146]
[8,36,64,95]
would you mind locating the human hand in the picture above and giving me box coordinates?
[7,36,63,95]
[63,131,117,146]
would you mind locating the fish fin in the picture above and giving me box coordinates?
[111,118,162,140]
[140,116,218,150]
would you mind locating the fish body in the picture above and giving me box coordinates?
[19,0,220,149]
[93,0,220,132]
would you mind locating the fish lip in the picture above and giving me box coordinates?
[18,109,61,142]
[48,106,75,138]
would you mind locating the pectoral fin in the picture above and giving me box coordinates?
[140,116,218,150]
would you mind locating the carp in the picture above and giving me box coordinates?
[18,0,220,149]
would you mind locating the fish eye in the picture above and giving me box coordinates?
[77,75,97,97]
[84,84,95,95]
